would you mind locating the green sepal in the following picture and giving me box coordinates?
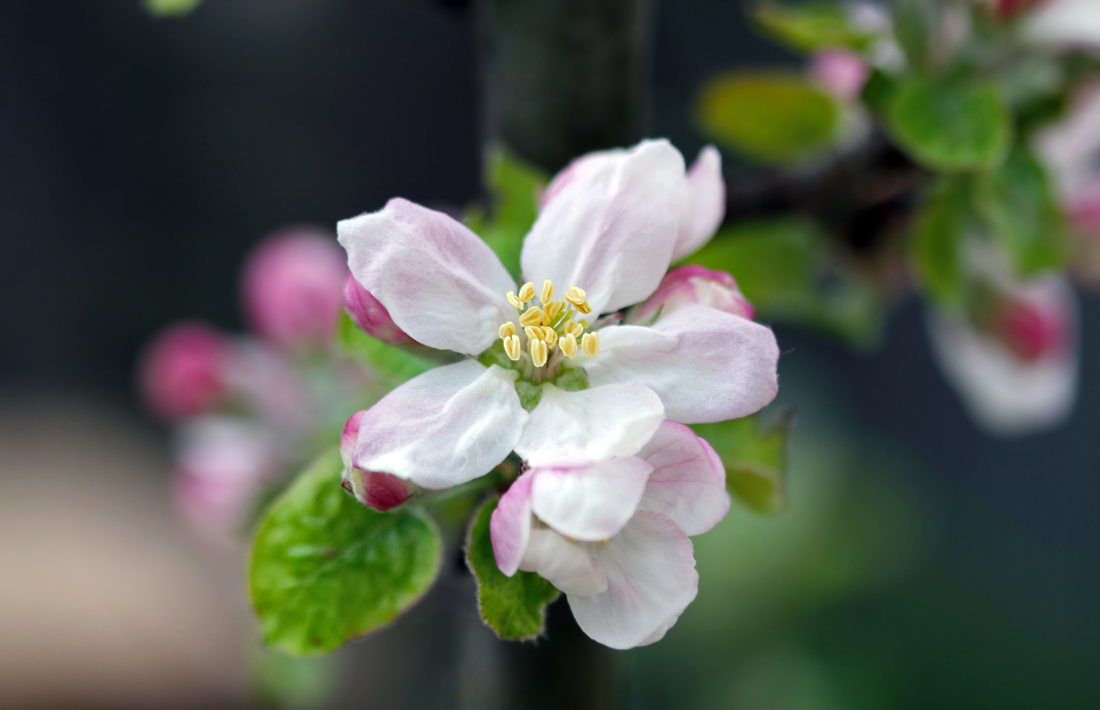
[694,413,793,516]
[335,311,436,385]
[515,381,543,412]
[466,497,560,640]
[553,367,589,392]
[249,449,442,657]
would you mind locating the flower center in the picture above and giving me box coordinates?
[498,280,600,381]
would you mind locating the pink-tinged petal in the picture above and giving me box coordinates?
[520,527,608,596]
[625,265,754,325]
[568,511,697,649]
[529,457,653,542]
[672,146,726,261]
[241,228,347,348]
[521,140,688,315]
[338,198,516,354]
[636,421,730,536]
[343,272,416,346]
[353,360,528,489]
[490,472,536,576]
[539,151,617,210]
[925,277,1078,436]
[342,467,416,512]
[139,322,229,420]
[340,410,366,468]
[584,305,780,424]
[513,382,664,466]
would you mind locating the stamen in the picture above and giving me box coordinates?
[541,326,558,347]
[524,326,543,342]
[519,307,547,327]
[541,280,554,305]
[546,299,565,322]
[582,332,600,358]
[503,334,522,361]
[506,291,523,309]
[569,322,585,338]
[499,322,516,339]
[518,282,536,303]
[530,338,548,367]
[565,286,592,314]
[560,333,578,358]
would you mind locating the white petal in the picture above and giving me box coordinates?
[520,140,688,315]
[353,361,528,489]
[672,146,725,261]
[583,304,780,424]
[568,511,698,649]
[925,283,1079,436]
[1026,0,1100,50]
[338,198,516,354]
[520,527,608,596]
[530,457,653,542]
[636,421,730,536]
[513,382,664,466]
[490,472,535,577]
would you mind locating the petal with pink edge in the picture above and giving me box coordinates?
[636,421,730,536]
[353,361,527,489]
[530,457,653,542]
[568,511,698,649]
[521,140,688,315]
[672,146,726,261]
[338,198,516,354]
[490,472,535,576]
[513,382,664,466]
[520,528,608,596]
[583,304,780,423]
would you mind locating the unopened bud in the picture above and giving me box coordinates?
[343,272,416,345]
[139,321,229,420]
[809,49,870,101]
[340,411,416,511]
[626,265,755,325]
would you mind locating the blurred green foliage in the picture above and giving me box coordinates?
[695,413,792,516]
[466,146,548,280]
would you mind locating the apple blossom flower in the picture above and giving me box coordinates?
[139,321,230,420]
[343,272,416,345]
[809,49,870,102]
[926,275,1078,436]
[241,227,347,348]
[490,421,729,649]
[337,139,779,491]
[1021,0,1100,49]
[624,265,755,326]
[339,410,416,511]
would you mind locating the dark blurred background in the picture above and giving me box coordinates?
[1,1,1097,708]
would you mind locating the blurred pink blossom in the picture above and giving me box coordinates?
[139,322,229,420]
[809,49,870,101]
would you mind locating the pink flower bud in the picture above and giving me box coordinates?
[343,272,416,345]
[339,411,415,511]
[809,49,870,102]
[994,295,1069,363]
[241,227,347,348]
[626,265,755,325]
[139,321,229,420]
[992,0,1047,20]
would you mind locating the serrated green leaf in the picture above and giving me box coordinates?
[698,72,840,163]
[469,146,549,281]
[466,497,559,640]
[335,312,435,385]
[887,79,1011,172]
[752,3,876,53]
[689,218,884,347]
[911,177,969,307]
[694,414,792,516]
[974,147,1069,276]
[249,449,442,657]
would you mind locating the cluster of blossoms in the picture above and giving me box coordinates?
[337,140,781,648]
[141,228,374,541]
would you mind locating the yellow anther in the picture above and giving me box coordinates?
[506,291,523,309]
[519,307,547,327]
[503,334,522,361]
[546,299,565,321]
[569,322,585,338]
[518,282,536,303]
[524,326,543,342]
[575,300,592,314]
[564,286,586,306]
[530,338,548,367]
[582,332,600,358]
[560,333,578,358]
[541,280,554,305]
[541,326,558,346]
[499,322,516,339]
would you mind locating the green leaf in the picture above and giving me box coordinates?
[335,311,436,385]
[466,497,559,640]
[142,0,204,17]
[697,72,840,163]
[694,414,792,516]
[752,3,876,53]
[974,147,1069,276]
[887,78,1011,172]
[911,177,970,307]
[249,449,442,657]
[689,218,884,347]
[469,146,549,281]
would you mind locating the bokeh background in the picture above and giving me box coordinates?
[2,1,1098,708]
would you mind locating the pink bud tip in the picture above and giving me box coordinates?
[139,322,229,420]
[241,228,347,348]
[343,272,416,345]
[809,49,870,102]
[995,297,1068,363]
[628,265,755,325]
